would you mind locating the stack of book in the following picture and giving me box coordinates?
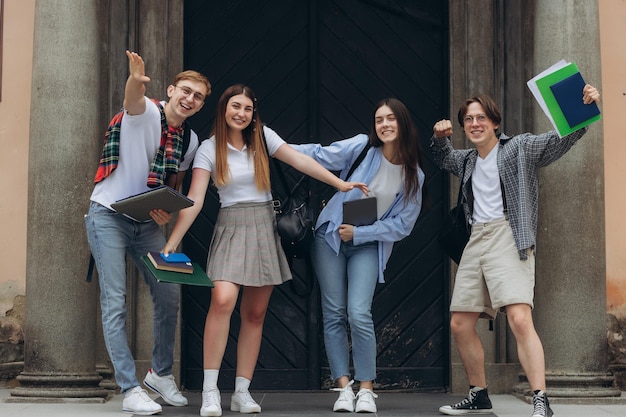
[142,251,213,287]
[527,60,601,137]
[147,251,193,274]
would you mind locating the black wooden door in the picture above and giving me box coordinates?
[181,0,449,391]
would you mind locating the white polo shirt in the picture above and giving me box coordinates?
[193,125,286,207]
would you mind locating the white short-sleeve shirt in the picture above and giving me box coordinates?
[90,98,199,209]
[193,125,286,207]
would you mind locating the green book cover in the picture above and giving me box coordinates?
[142,256,213,287]
[535,62,601,137]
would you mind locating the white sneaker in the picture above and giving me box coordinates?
[231,390,262,413]
[331,380,356,412]
[122,386,162,415]
[355,388,378,413]
[143,368,188,406]
[201,389,222,417]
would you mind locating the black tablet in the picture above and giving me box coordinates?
[342,197,377,226]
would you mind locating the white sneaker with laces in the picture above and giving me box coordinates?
[230,390,262,413]
[532,390,555,417]
[200,389,222,417]
[331,379,356,412]
[143,368,188,406]
[355,388,378,413]
[122,386,162,415]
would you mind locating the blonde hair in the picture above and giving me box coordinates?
[172,70,211,97]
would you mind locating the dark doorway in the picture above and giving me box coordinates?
[181,0,449,391]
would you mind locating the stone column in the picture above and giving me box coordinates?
[527,0,620,401]
[8,0,109,402]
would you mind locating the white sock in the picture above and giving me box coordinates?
[235,376,251,393]
[203,369,219,392]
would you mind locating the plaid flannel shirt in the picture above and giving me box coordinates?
[430,127,588,260]
[94,99,185,187]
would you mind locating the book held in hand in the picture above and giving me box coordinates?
[343,196,377,226]
[111,185,194,222]
[142,255,213,287]
[147,251,193,274]
[526,60,601,137]
[549,72,601,128]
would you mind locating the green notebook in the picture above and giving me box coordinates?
[534,62,601,137]
[142,256,214,287]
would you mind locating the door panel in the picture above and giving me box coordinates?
[182,0,449,391]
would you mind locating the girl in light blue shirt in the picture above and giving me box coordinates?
[293,98,426,413]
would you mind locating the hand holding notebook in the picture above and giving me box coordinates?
[111,185,194,222]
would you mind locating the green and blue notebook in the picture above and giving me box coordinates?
[527,60,601,137]
[142,255,213,287]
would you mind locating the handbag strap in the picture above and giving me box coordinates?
[456,154,469,206]
[261,126,292,195]
[344,143,372,181]
[318,142,371,208]
[456,153,507,217]
[261,127,307,215]
[500,180,508,215]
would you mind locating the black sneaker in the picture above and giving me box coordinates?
[532,390,554,417]
[439,386,493,415]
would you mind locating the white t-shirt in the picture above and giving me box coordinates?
[367,155,404,219]
[472,145,504,223]
[90,97,199,209]
[192,125,286,207]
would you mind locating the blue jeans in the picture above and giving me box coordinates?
[85,201,180,392]
[312,223,378,382]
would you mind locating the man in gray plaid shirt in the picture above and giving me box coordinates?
[431,84,600,417]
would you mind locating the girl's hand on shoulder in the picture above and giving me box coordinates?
[338,224,354,242]
[339,181,369,195]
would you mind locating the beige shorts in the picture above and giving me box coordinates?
[450,217,535,319]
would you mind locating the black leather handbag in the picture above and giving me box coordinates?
[262,132,314,259]
[273,175,314,259]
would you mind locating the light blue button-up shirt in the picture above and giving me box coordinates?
[293,134,425,283]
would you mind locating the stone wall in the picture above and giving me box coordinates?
[0,295,25,385]
[607,314,626,390]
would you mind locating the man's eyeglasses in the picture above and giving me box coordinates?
[463,114,488,124]
[174,85,205,102]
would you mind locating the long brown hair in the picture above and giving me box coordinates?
[369,98,423,201]
[211,84,271,191]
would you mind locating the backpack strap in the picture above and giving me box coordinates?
[86,254,95,282]
[180,121,191,163]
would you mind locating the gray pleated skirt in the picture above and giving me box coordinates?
[207,201,292,286]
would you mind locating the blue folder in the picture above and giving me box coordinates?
[549,72,601,128]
